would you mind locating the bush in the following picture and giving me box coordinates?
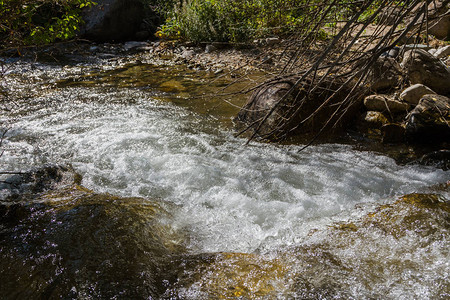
[0,0,96,49]
[158,0,364,44]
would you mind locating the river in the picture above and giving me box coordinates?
[1,54,449,299]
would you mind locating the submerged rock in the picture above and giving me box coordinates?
[0,165,185,299]
[284,192,450,299]
[0,165,81,201]
[165,252,289,299]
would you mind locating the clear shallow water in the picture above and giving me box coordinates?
[2,85,448,254]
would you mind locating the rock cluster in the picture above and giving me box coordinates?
[360,44,450,145]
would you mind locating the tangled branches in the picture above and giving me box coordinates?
[234,0,447,145]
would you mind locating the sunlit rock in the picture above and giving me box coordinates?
[400,83,436,105]
[363,94,409,113]
[401,49,450,95]
[164,252,290,299]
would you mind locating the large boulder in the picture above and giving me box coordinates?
[401,49,450,96]
[405,94,450,143]
[235,76,364,140]
[81,0,159,42]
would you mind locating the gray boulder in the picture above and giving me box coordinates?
[405,94,450,143]
[401,49,450,96]
[400,84,436,105]
[82,0,158,42]
[235,76,363,140]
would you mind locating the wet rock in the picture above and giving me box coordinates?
[159,80,186,93]
[0,165,81,201]
[363,95,409,113]
[367,57,403,92]
[381,123,405,144]
[434,45,450,59]
[82,0,158,42]
[285,192,450,299]
[401,49,450,95]
[419,150,450,170]
[400,83,437,105]
[0,165,185,299]
[165,252,289,299]
[405,94,450,143]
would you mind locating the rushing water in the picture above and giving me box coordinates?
[1,56,449,298]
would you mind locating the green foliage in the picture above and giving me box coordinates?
[159,0,359,44]
[0,0,96,49]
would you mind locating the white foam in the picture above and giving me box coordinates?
[2,87,448,254]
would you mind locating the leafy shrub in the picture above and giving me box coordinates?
[0,0,96,49]
[159,0,361,44]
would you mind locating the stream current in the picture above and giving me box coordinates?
[1,56,449,298]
